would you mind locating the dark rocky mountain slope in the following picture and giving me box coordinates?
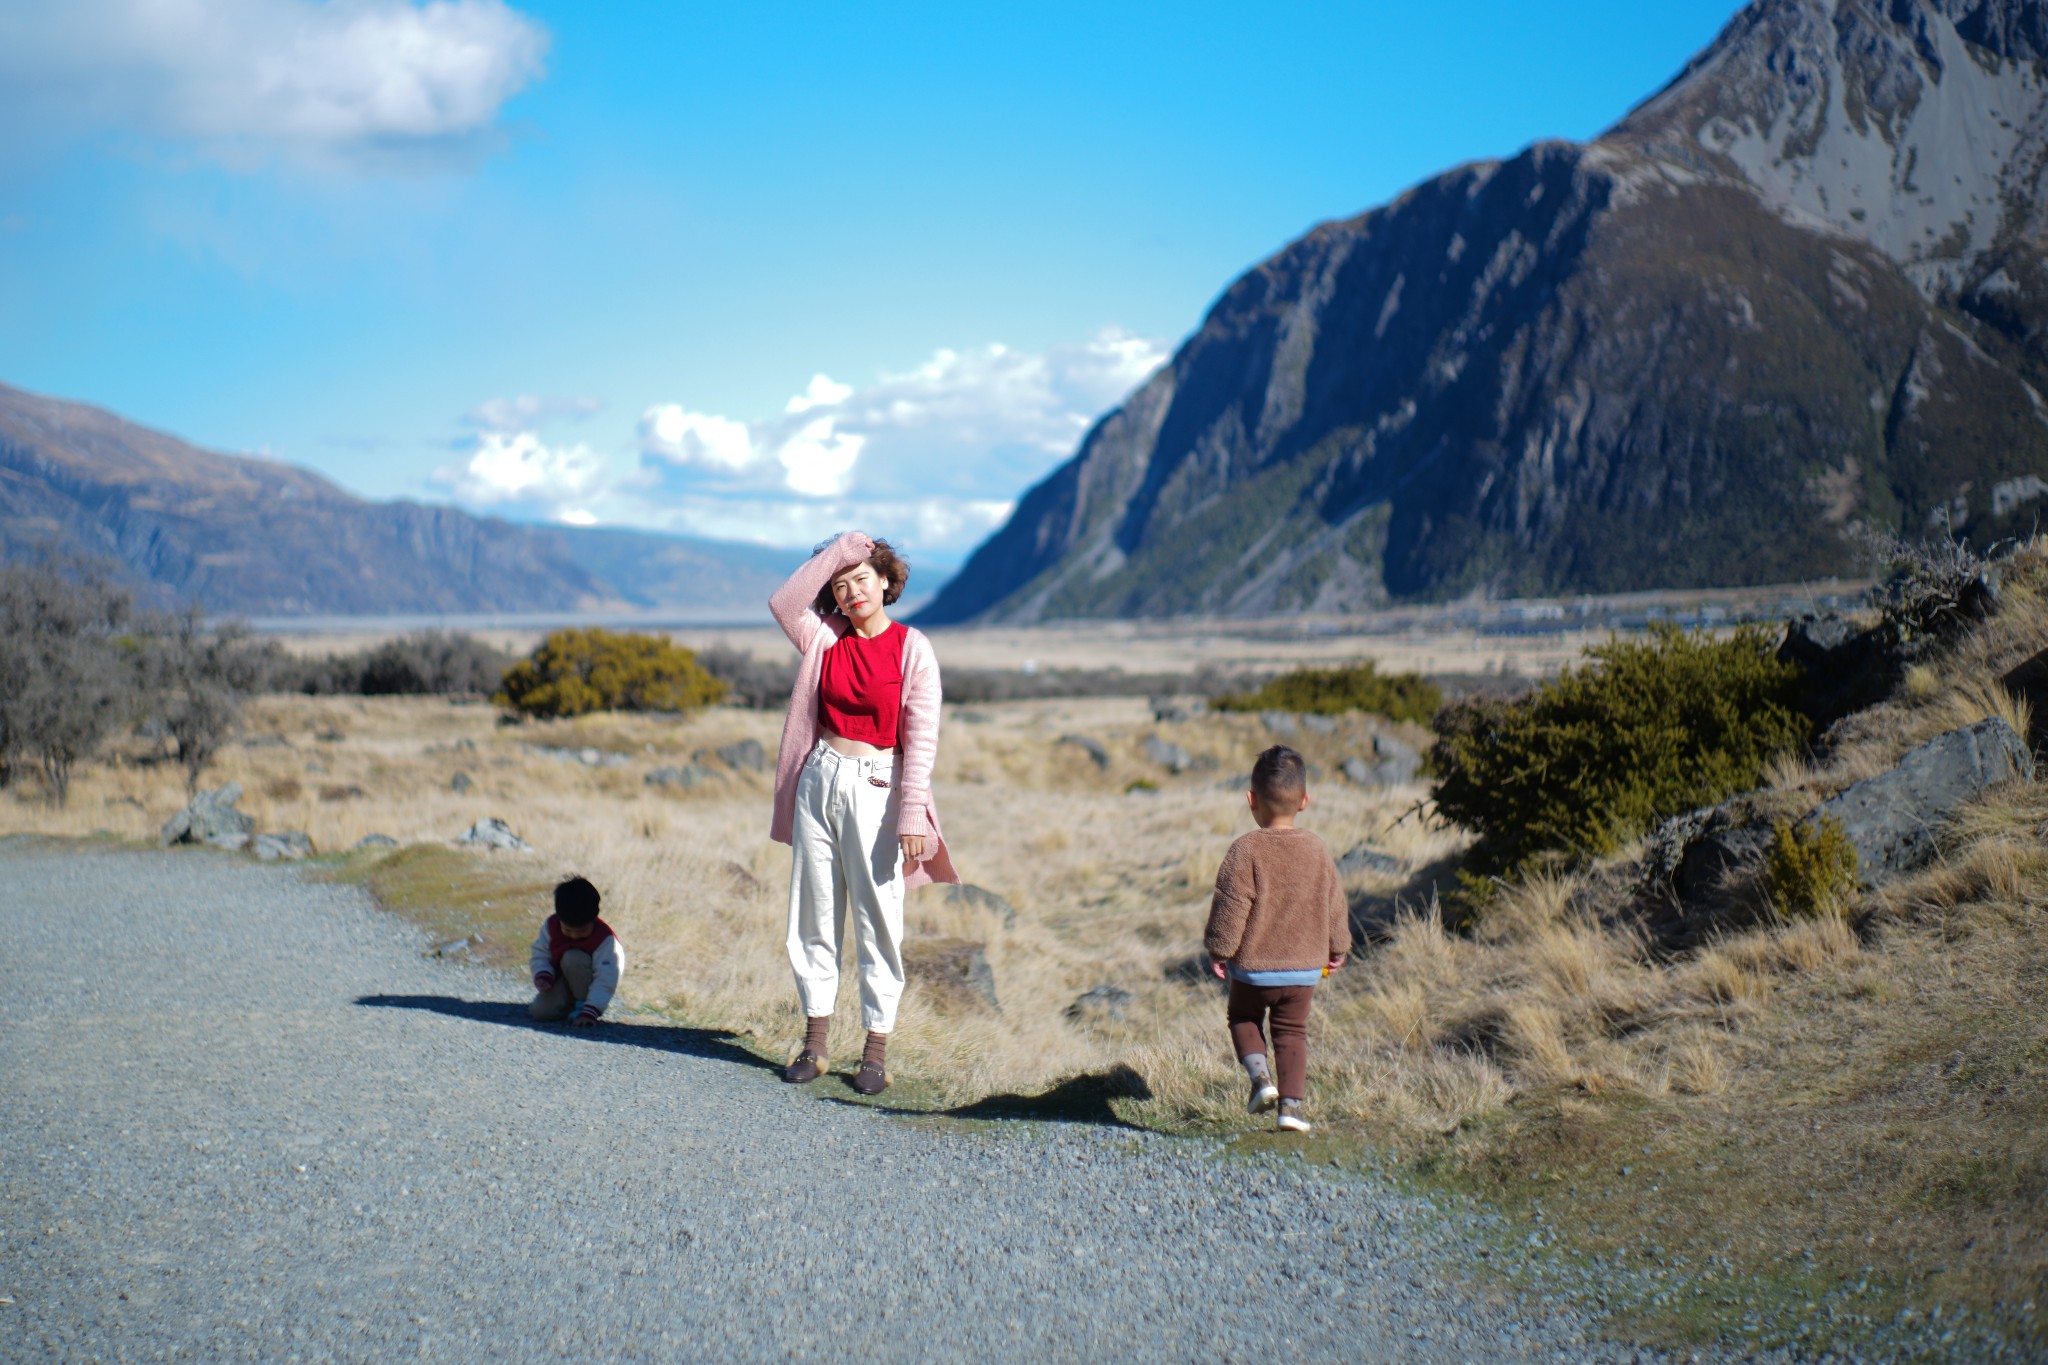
[0,382,794,617]
[921,0,2048,623]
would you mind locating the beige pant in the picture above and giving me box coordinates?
[787,741,906,1033]
[530,949,594,1020]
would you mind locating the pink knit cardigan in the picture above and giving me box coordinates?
[767,532,959,890]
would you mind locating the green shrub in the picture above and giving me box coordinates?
[1213,661,1441,724]
[495,628,726,719]
[1763,815,1859,919]
[1430,625,1811,877]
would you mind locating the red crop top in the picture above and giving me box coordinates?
[819,621,906,748]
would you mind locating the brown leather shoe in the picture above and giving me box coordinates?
[782,1049,826,1084]
[851,1059,889,1095]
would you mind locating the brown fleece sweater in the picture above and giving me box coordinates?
[1203,827,1353,970]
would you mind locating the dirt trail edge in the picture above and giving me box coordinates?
[3,841,1694,1363]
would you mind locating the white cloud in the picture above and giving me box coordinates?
[785,373,852,414]
[638,404,756,472]
[438,429,609,507]
[636,325,1169,506]
[466,393,599,432]
[429,326,1168,561]
[776,417,865,497]
[0,0,549,167]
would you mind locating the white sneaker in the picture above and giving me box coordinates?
[1276,1099,1312,1133]
[1247,1076,1279,1114]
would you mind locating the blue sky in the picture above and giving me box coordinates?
[0,0,1742,570]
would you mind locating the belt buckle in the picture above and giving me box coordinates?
[867,775,891,789]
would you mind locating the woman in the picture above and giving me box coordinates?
[768,530,958,1095]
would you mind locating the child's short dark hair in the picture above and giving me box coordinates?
[1251,745,1307,805]
[555,876,601,926]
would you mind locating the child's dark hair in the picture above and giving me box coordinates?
[1251,745,1307,805]
[555,876,601,926]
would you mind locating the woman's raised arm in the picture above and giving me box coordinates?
[768,531,874,653]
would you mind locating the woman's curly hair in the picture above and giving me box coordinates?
[814,539,911,615]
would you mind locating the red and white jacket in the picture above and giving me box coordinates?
[527,914,626,1015]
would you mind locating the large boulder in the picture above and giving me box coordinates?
[160,783,254,848]
[1805,717,2035,882]
[903,937,1000,1013]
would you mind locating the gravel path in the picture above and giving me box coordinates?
[2,839,1681,1363]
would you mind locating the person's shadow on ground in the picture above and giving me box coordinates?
[828,1064,1152,1130]
[354,995,780,1075]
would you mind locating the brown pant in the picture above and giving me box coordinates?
[1228,980,1315,1100]
[530,949,594,1021]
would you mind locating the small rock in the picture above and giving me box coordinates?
[1058,734,1110,770]
[1065,984,1135,1024]
[1141,735,1192,774]
[252,831,313,862]
[1339,757,1375,785]
[1300,713,1338,735]
[456,817,531,852]
[206,831,252,852]
[1337,844,1408,878]
[314,727,346,743]
[714,738,767,773]
[428,936,477,959]
[318,784,367,802]
[449,771,473,794]
[354,834,398,848]
[903,937,1000,1013]
[1260,710,1298,737]
[646,764,718,791]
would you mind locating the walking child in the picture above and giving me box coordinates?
[1204,745,1351,1133]
[528,876,625,1027]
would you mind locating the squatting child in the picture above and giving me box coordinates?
[1204,745,1351,1133]
[528,876,626,1027]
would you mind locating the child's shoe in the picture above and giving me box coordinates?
[1276,1098,1312,1133]
[1247,1075,1279,1114]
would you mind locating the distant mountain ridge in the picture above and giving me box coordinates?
[920,0,2048,624]
[0,382,796,617]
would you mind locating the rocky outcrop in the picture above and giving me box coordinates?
[1807,716,2036,880]
[921,0,2048,624]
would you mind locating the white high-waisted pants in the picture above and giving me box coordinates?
[786,740,906,1033]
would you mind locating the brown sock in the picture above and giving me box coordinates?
[862,1031,887,1067]
[803,1015,830,1056]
